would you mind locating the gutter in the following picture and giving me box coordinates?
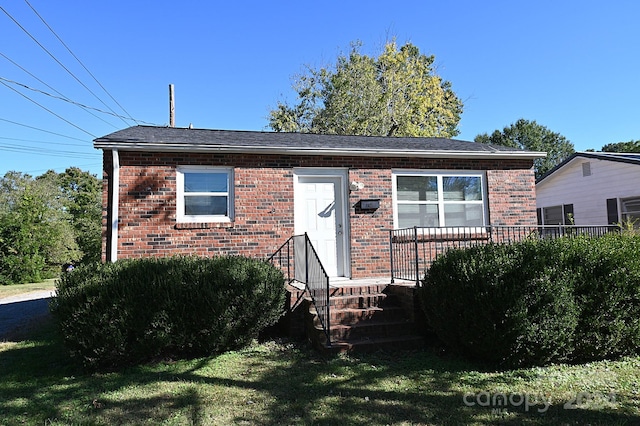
[92,142,547,160]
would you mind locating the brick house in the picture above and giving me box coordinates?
[94,125,544,280]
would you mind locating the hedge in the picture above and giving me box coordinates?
[420,233,640,368]
[50,256,286,369]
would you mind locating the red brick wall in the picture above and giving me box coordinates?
[101,150,536,277]
[486,169,537,226]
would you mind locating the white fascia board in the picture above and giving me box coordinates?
[93,142,547,160]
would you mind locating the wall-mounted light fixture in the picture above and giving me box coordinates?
[350,181,365,191]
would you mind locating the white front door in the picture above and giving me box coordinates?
[294,172,348,277]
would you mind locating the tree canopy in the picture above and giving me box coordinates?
[0,168,101,284]
[601,140,640,153]
[268,40,463,138]
[475,119,575,179]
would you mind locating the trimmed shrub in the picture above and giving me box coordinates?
[570,234,640,362]
[420,233,640,368]
[421,239,579,368]
[50,256,286,369]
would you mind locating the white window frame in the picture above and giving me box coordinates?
[176,166,234,223]
[392,170,487,229]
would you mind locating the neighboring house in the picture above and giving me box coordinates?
[94,125,544,279]
[536,152,640,227]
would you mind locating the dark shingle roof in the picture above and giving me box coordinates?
[93,125,545,159]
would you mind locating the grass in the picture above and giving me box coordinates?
[0,279,56,299]
[0,317,639,425]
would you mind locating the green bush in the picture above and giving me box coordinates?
[570,234,640,362]
[50,256,286,369]
[420,234,640,368]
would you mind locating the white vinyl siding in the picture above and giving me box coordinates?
[537,157,640,225]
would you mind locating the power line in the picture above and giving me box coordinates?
[0,118,88,142]
[0,5,130,127]
[0,76,157,126]
[0,143,100,159]
[0,136,87,148]
[0,79,97,138]
[0,52,118,129]
[20,162,103,175]
[24,0,139,125]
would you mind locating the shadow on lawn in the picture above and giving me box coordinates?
[0,319,638,425]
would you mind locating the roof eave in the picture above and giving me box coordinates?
[92,142,547,160]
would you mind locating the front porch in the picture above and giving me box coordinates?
[284,277,425,354]
[270,225,620,353]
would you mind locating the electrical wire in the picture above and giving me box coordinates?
[0,5,131,126]
[0,76,156,126]
[0,143,100,159]
[0,118,88,142]
[24,0,139,125]
[20,162,103,175]
[0,136,88,148]
[0,79,97,138]
[0,52,118,129]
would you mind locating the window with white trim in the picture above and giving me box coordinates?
[176,166,233,222]
[393,172,486,228]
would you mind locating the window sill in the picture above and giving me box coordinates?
[393,226,489,242]
[175,222,234,230]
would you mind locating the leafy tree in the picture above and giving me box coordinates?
[0,173,80,284]
[0,168,101,284]
[601,140,640,153]
[269,40,463,138]
[56,168,102,263]
[475,119,575,179]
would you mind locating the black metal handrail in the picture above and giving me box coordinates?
[389,225,621,286]
[268,233,331,345]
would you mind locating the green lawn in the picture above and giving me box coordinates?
[0,279,56,299]
[1,317,639,425]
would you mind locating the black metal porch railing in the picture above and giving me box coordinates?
[268,233,331,345]
[389,225,621,286]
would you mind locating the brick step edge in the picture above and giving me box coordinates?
[320,335,425,354]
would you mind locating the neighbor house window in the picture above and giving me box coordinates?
[393,172,486,228]
[538,204,573,225]
[621,197,640,226]
[176,166,233,222]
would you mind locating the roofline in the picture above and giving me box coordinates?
[536,151,640,184]
[93,141,546,160]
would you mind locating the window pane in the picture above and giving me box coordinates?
[444,204,483,226]
[543,206,563,225]
[622,197,640,228]
[622,198,640,214]
[184,172,228,193]
[443,176,482,201]
[396,176,438,201]
[185,196,228,216]
[397,204,439,228]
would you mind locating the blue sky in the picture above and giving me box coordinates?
[1,0,638,178]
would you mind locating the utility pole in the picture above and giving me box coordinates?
[169,84,175,127]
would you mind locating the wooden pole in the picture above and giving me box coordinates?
[169,84,175,127]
